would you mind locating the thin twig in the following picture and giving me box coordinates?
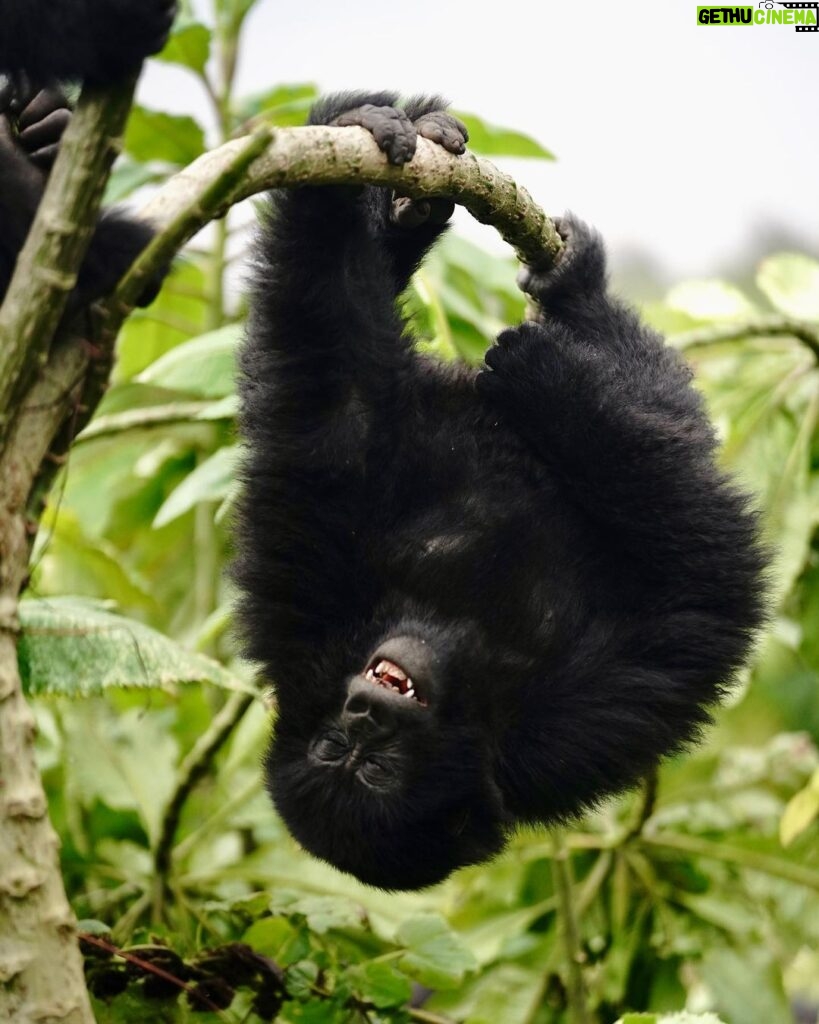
[673,314,819,361]
[154,690,256,884]
[551,832,592,1024]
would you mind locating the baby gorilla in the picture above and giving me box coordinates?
[235,92,766,890]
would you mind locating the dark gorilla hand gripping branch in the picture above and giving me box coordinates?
[0,0,177,308]
[234,92,767,891]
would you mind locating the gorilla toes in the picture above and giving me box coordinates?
[333,104,417,166]
[390,195,455,229]
[478,323,565,407]
[414,110,469,155]
[517,214,607,303]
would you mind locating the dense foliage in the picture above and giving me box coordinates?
[19,1,819,1021]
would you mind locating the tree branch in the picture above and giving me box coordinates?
[673,314,819,361]
[135,124,562,276]
[0,78,136,449]
[0,74,141,1024]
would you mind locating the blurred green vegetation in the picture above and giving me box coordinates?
[21,1,819,1021]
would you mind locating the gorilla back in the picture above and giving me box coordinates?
[235,92,767,890]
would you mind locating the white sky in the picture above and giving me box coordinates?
[137,0,819,291]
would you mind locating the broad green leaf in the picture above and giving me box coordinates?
[33,510,155,613]
[267,891,364,935]
[396,914,477,989]
[700,948,790,1024]
[285,959,319,999]
[215,0,260,24]
[116,259,211,380]
[234,83,319,127]
[62,704,177,842]
[347,963,411,1009]
[242,917,307,965]
[138,323,241,397]
[666,280,756,321]
[454,111,554,160]
[154,445,239,527]
[18,597,247,697]
[757,252,819,320]
[156,20,212,75]
[780,767,819,846]
[124,106,206,166]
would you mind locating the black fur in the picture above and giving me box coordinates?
[235,93,767,891]
[0,0,177,311]
[0,0,176,85]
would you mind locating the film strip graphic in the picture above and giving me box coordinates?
[775,1,819,30]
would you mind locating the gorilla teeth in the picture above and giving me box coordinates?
[366,658,419,699]
[374,659,407,681]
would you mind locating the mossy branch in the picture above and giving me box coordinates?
[131,124,562,292]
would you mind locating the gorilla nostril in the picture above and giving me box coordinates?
[344,692,372,716]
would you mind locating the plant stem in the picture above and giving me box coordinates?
[641,832,819,891]
[153,691,255,906]
[551,832,592,1024]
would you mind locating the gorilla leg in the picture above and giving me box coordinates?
[478,215,765,634]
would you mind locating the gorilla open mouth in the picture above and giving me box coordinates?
[365,657,427,705]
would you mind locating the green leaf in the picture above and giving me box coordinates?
[666,280,756,321]
[153,445,238,527]
[116,259,211,381]
[234,82,319,127]
[396,914,477,990]
[617,1015,727,1024]
[757,253,819,320]
[268,891,365,935]
[285,959,319,999]
[454,111,554,159]
[347,963,411,1009]
[699,948,790,1024]
[104,160,165,203]
[780,767,819,846]
[18,597,248,697]
[138,324,241,397]
[124,106,206,166]
[156,20,212,75]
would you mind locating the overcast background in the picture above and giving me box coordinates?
[137,0,819,294]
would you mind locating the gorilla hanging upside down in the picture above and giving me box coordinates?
[235,92,767,890]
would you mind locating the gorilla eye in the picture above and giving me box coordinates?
[312,732,349,763]
[358,756,394,786]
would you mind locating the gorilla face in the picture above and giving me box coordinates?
[266,635,508,890]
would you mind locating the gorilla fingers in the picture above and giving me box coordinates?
[0,82,163,309]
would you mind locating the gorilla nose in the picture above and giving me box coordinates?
[342,677,399,738]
